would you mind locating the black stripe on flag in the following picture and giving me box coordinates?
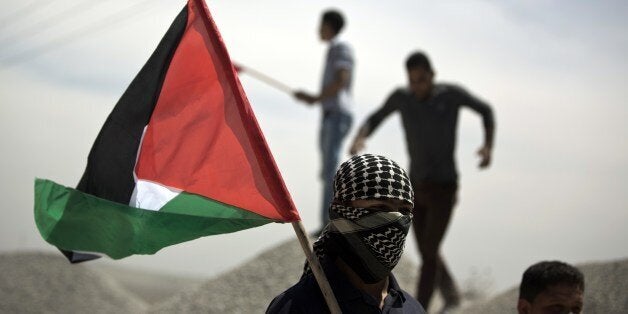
[62,6,189,263]
[77,6,188,204]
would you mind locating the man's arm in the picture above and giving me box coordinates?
[477,125,494,168]
[453,85,495,168]
[349,125,370,155]
[349,90,402,155]
[294,68,350,105]
[295,42,353,105]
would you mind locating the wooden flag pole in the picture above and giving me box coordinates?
[291,221,342,314]
[235,63,294,94]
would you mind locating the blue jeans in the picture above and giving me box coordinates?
[319,111,352,226]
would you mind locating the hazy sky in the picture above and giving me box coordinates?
[1,0,626,292]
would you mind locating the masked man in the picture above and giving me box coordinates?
[267,154,425,313]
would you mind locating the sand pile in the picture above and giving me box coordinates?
[150,237,320,313]
[150,238,628,313]
[150,238,421,313]
[2,243,626,313]
[93,263,205,304]
[0,251,146,313]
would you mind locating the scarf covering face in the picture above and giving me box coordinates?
[306,154,414,283]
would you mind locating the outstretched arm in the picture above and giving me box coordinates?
[349,90,402,155]
[295,43,353,106]
[294,68,350,105]
[454,85,495,168]
[349,126,369,155]
[477,125,494,168]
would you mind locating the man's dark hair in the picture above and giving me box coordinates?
[322,10,345,35]
[519,261,585,302]
[405,51,433,73]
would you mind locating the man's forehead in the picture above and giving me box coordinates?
[540,284,583,301]
[409,67,430,75]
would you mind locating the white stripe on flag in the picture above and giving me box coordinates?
[130,179,181,211]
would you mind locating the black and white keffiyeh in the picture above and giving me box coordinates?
[334,153,413,205]
[305,154,414,283]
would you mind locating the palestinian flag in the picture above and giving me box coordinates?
[34,0,300,261]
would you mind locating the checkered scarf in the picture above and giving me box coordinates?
[305,154,414,283]
[334,154,414,204]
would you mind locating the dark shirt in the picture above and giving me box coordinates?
[362,83,494,183]
[266,261,425,314]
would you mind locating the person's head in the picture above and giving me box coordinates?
[518,261,585,314]
[319,10,345,41]
[308,154,414,283]
[332,154,414,212]
[405,51,435,100]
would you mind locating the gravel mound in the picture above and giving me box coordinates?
[0,251,146,314]
[456,258,628,314]
[4,246,625,313]
[94,263,205,305]
[150,237,420,313]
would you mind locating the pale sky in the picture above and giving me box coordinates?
[0,0,626,292]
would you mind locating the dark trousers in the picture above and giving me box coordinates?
[412,181,461,310]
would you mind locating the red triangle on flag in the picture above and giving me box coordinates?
[135,0,299,222]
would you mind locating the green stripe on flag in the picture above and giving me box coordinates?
[34,178,274,259]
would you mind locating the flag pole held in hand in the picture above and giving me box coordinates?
[291,221,342,314]
[234,63,294,94]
